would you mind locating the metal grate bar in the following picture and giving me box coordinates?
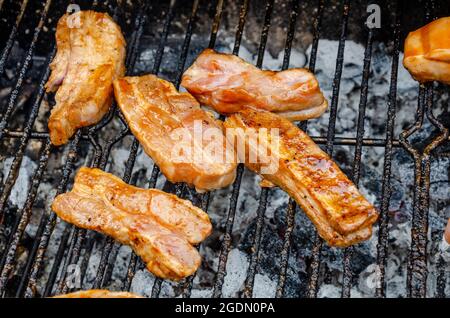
[325,1,349,155]
[122,0,178,293]
[53,1,150,294]
[207,0,248,297]
[375,0,402,298]
[125,0,228,298]
[15,201,72,297]
[0,3,60,272]
[0,47,55,220]
[1,129,403,147]
[89,2,154,290]
[6,0,141,297]
[0,1,72,282]
[208,0,224,49]
[275,0,324,298]
[90,138,139,289]
[405,0,449,297]
[401,1,434,297]
[307,0,350,298]
[242,0,300,298]
[25,134,82,298]
[35,220,69,296]
[0,0,29,76]
[56,227,86,294]
[407,86,449,297]
[403,0,435,298]
[149,0,201,298]
[99,146,141,288]
[232,0,249,56]
[400,86,425,297]
[50,9,132,294]
[212,0,274,298]
[53,0,199,296]
[341,12,375,298]
[177,0,225,299]
[0,142,52,295]
[78,232,97,287]
[0,127,80,296]
[0,0,53,140]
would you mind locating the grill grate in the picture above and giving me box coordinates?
[0,0,448,298]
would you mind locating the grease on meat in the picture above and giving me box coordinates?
[181,49,328,121]
[53,290,142,298]
[113,74,237,192]
[403,17,450,85]
[224,109,378,247]
[52,167,212,280]
[46,11,126,145]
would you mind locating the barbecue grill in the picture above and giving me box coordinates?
[0,0,448,298]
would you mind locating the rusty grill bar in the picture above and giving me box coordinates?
[0,0,448,298]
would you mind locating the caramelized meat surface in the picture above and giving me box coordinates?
[53,290,142,298]
[46,11,126,145]
[403,17,450,85]
[113,74,237,192]
[181,49,328,121]
[224,109,378,247]
[52,168,212,280]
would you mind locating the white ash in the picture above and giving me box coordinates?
[222,249,249,298]
[191,287,213,298]
[1,156,37,209]
[35,219,68,296]
[158,281,177,298]
[253,274,277,298]
[107,141,167,189]
[130,269,155,297]
[24,183,56,239]
[317,284,340,298]
[109,245,133,289]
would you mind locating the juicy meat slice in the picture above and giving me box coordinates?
[113,74,237,192]
[445,219,450,244]
[224,109,379,247]
[46,11,126,145]
[53,290,142,298]
[52,167,212,280]
[403,17,450,85]
[181,49,328,121]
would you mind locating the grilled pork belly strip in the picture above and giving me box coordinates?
[113,74,237,193]
[46,11,126,145]
[53,290,143,298]
[403,17,450,85]
[224,109,378,247]
[52,167,212,280]
[181,49,328,121]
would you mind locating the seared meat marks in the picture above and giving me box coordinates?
[181,49,328,121]
[46,11,126,145]
[224,109,378,247]
[113,74,237,192]
[445,219,450,244]
[404,17,450,85]
[52,168,212,280]
[53,290,142,298]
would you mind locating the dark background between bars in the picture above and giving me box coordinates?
[0,0,449,298]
